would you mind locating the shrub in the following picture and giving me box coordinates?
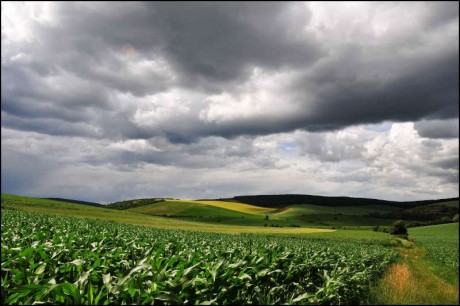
[390,220,408,236]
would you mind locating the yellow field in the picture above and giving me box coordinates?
[173,199,275,215]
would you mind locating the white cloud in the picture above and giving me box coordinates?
[199,67,301,123]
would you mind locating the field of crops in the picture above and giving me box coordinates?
[1,208,397,305]
[0,193,333,234]
[409,223,459,269]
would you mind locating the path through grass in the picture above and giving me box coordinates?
[371,242,459,304]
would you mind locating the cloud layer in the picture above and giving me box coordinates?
[1,2,458,202]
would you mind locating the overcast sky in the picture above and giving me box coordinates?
[1,2,459,204]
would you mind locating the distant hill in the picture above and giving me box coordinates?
[371,201,459,221]
[208,194,459,209]
[44,193,459,222]
[44,198,102,207]
[107,198,173,210]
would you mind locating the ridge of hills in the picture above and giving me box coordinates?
[200,194,460,208]
[101,194,459,226]
[2,192,458,229]
[40,193,459,211]
[36,194,459,219]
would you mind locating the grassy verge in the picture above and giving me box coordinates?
[370,245,459,305]
[409,223,459,286]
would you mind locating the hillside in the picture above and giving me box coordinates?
[106,197,170,209]
[370,201,459,221]
[4,193,458,227]
[44,197,102,207]
[0,193,331,234]
[126,199,396,228]
[216,194,459,208]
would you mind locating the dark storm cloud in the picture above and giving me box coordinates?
[147,2,320,84]
[299,47,458,129]
[414,119,459,139]
[1,63,110,124]
[1,2,458,143]
[29,2,320,90]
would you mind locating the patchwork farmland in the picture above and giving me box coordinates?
[1,193,459,304]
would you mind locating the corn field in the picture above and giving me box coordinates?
[1,209,397,304]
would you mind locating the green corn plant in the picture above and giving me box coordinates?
[2,208,400,305]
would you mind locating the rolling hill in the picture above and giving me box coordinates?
[0,193,332,234]
[124,199,398,228]
[112,194,458,228]
[3,193,458,229]
[211,194,459,209]
[44,197,102,207]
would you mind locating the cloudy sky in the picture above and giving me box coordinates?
[1,2,458,204]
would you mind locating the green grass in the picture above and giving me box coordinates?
[409,223,459,286]
[372,223,459,305]
[1,194,107,212]
[370,221,459,305]
[130,201,302,228]
[185,200,274,214]
[272,204,399,217]
[371,244,459,305]
[129,200,260,219]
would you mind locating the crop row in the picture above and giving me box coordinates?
[1,209,397,305]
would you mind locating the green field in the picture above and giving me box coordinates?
[0,194,331,235]
[272,204,399,217]
[126,199,398,229]
[1,208,398,305]
[409,223,459,285]
[1,193,459,305]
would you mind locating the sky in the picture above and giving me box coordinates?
[1,1,459,204]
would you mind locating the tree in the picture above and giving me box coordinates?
[264,215,269,221]
[390,220,408,236]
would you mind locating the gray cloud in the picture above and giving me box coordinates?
[414,119,459,139]
[1,2,458,202]
[2,2,458,143]
[296,132,366,163]
[1,148,61,196]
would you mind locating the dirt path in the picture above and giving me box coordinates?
[372,245,459,304]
